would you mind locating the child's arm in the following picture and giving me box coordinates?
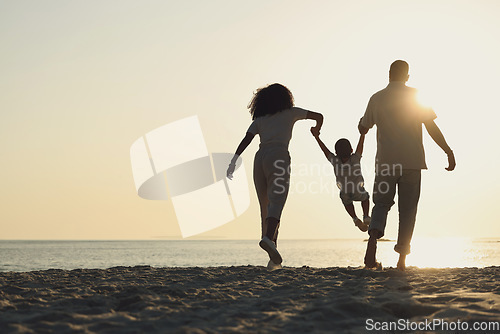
[355,133,365,156]
[311,129,333,160]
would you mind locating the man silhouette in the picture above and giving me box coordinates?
[359,60,456,271]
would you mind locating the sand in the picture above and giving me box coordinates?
[0,266,499,333]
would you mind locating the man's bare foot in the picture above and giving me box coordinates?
[364,236,378,268]
[397,254,406,271]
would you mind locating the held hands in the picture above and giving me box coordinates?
[310,127,320,138]
[358,118,368,135]
[445,151,456,171]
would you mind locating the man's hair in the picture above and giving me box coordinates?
[335,138,352,158]
[389,60,409,81]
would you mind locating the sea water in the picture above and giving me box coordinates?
[0,238,498,272]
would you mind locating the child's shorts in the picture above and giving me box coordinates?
[340,189,370,205]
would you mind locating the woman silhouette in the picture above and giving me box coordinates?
[227,83,323,269]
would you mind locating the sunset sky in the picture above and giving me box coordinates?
[1,0,499,240]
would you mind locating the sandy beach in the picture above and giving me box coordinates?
[1,266,499,333]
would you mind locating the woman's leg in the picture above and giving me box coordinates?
[253,152,268,239]
[264,150,290,243]
[265,217,280,243]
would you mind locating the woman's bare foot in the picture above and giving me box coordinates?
[397,254,406,271]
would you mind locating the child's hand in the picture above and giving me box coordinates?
[310,127,320,137]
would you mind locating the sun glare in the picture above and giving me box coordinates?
[415,89,434,109]
[407,237,478,268]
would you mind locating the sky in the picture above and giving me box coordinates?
[1,0,499,240]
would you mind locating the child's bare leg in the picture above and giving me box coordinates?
[344,203,357,219]
[362,199,370,217]
[346,204,368,232]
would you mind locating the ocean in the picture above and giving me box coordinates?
[0,238,498,272]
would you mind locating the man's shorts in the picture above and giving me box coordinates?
[339,189,370,205]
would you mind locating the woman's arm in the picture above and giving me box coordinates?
[307,111,323,133]
[227,132,255,179]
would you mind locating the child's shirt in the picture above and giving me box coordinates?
[328,152,365,194]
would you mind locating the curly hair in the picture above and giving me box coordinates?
[248,83,294,120]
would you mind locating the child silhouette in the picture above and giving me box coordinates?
[311,128,371,232]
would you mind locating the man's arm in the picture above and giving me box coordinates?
[355,133,366,156]
[310,129,333,161]
[358,117,369,135]
[227,132,255,179]
[359,95,376,135]
[423,120,455,171]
